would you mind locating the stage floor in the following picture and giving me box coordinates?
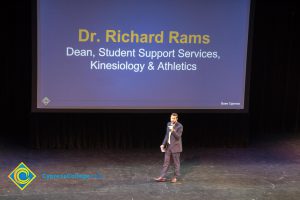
[0,135,300,200]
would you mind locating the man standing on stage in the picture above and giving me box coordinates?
[155,113,183,183]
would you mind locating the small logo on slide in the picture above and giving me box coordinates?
[8,162,37,190]
[42,97,51,106]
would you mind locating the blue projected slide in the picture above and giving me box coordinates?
[35,0,251,110]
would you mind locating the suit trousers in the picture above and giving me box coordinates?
[160,148,181,178]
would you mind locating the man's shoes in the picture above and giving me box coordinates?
[170,177,177,183]
[154,177,167,182]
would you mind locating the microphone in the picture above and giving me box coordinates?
[168,123,174,131]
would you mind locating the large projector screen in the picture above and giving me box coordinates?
[33,0,252,112]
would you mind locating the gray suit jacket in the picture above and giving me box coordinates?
[162,122,183,153]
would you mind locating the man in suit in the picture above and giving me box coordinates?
[155,113,183,183]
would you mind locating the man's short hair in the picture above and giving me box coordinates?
[171,113,178,118]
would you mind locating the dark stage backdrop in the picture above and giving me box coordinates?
[4,1,299,149]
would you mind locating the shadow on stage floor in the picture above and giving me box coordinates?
[0,134,300,200]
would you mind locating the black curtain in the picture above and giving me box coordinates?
[249,1,299,135]
[4,1,299,149]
